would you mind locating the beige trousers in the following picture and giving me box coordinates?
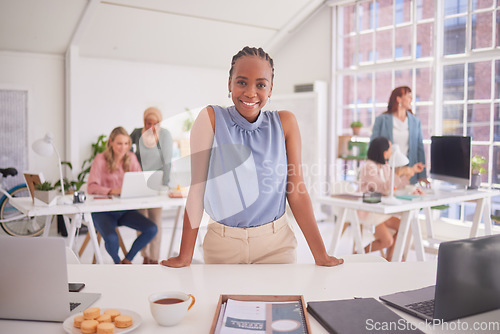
[203,214,297,264]
[138,207,162,261]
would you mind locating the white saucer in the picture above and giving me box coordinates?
[62,308,142,334]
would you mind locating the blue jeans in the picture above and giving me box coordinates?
[92,210,157,264]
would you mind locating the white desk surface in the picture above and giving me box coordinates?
[1,260,499,333]
[316,188,499,215]
[10,195,185,217]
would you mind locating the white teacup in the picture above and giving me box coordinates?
[149,291,195,326]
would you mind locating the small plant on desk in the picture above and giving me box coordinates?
[34,182,58,205]
[470,155,487,189]
[350,121,363,136]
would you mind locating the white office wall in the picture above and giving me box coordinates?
[0,51,65,182]
[272,7,331,95]
[0,6,332,183]
[70,57,228,175]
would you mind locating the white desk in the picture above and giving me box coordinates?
[10,195,185,264]
[1,261,499,333]
[317,188,498,262]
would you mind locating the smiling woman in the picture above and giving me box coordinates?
[161,46,343,268]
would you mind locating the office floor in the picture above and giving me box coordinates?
[46,208,437,264]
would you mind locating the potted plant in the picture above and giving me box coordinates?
[470,155,487,189]
[350,121,363,136]
[34,181,58,205]
[76,134,108,189]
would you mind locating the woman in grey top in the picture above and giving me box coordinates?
[130,107,173,264]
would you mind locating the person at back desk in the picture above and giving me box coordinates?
[371,86,429,186]
[359,137,424,261]
[130,107,173,264]
[87,126,157,264]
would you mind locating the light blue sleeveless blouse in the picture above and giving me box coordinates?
[203,105,287,227]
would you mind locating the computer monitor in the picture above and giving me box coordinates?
[430,136,471,187]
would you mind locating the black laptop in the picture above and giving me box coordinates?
[380,234,500,322]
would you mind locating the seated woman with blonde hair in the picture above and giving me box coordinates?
[87,126,157,264]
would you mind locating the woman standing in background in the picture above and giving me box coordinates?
[371,86,429,186]
[130,107,173,264]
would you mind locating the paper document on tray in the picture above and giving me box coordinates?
[218,299,307,334]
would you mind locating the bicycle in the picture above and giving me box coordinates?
[0,167,47,236]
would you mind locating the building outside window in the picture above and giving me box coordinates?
[332,0,500,221]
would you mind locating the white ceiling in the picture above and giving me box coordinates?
[0,0,329,69]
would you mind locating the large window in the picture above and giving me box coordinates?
[333,0,500,219]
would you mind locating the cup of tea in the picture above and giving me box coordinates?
[149,291,195,326]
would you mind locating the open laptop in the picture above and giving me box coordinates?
[0,237,100,322]
[120,170,163,199]
[380,234,500,322]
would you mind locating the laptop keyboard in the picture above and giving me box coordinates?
[70,302,81,311]
[406,299,435,317]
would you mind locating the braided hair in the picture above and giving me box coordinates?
[229,46,274,81]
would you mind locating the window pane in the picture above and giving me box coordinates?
[444,64,465,100]
[343,35,356,68]
[394,69,412,87]
[395,0,411,24]
[443,104,464,135]
[417,0,435,20]
[472,0,494,10]
[343,4,357,34]
[468,61,492,100]
[445,0,467,15]
[415,67,433,101]
[360,33,374,62]
[493,146,500,184]
[472,12,493,49]
[377,0,394,28]
[342,108,355,135]
[375,71,392,105]
[494,103,500,140]
[416,22,433,58]
[444,18,466,55]
[497,10,500,47]
[496,60,500,99]
[414,105,432,138]
[357,73,373,103]
[395,26,412,58]
[343,76,355,106]
[359,2,371,31]
[467,104,491,141]
[358,107,373,136]
[376,30,393,60]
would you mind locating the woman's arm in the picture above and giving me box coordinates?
[279,110,343,267]
[161,107,215,267]
[87,154,112,195]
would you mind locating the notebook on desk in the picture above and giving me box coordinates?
[120,170,163,199]
[380,234,500,322]
[0,237,100,322]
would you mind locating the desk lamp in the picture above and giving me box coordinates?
[381,144,409,205]
[32,132,70,205]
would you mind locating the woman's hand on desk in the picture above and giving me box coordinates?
[315,255,344,267]
[160,256,191,268]
[108,188,121,196]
